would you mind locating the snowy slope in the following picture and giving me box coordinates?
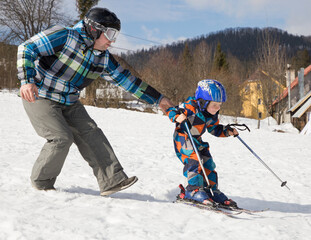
[0,90,310,240]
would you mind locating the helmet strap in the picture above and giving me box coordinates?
[197,99,209,111]
[203,101,210,110]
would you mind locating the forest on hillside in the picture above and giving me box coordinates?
[122,27,311,71]
[118,27,311,117]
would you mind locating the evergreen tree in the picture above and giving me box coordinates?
[212,42,228,72]
[76,0,99,19]
[181,42,193,71]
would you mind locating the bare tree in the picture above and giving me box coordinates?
[175,43,200,101]
[192,40,213,80]
[256,28,287,123]
[139,48,184,103]
[0,0,70,43]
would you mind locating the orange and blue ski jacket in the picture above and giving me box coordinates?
[166,96,230,150]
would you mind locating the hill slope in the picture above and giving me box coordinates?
[0,91,310,240]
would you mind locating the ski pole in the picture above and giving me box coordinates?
[183,121,214,196]
[236,135,290,190]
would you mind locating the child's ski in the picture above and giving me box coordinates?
[175,184,268,216]
[216,204,269,214]
[175,196,242,217]
[176,196,268,216]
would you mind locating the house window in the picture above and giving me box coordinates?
[258,112,262,119]
[258,98,261,105]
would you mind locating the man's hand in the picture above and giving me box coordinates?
[20,83,39,103]
[159,97,175,113]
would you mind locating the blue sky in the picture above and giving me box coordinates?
[63,0,311,54]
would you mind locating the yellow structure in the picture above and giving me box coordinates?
[240,80,269,119]
[240,70,286,120]
[261,70,287,90]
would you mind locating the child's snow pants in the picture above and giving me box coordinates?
[173,131,218,191]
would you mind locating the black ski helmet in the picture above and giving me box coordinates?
[83,7,121,40]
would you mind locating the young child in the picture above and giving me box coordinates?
[166,79,239,207]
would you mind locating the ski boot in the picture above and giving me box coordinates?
[177,184,214,206]
[207,188,238,208]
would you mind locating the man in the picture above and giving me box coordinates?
[17,7,174,196]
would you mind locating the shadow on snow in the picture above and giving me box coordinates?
[62,186,311,214]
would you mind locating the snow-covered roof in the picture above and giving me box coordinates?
[292,96,311,118]
[288,90,311,113]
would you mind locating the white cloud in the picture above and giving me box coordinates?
[97,0,184,22]
[182,0,272,18]
[182,0,311,36]
[141,26,160,42]
[182,0,225,10]
[110,31,157,55]
[284,2,311,36]
[111,26,187,55]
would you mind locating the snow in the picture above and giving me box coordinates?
[0,90,311,240]
[301,112,311,135]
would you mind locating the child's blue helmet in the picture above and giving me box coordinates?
[195,79,226,111]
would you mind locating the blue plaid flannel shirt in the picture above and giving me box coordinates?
[17,21,163,105]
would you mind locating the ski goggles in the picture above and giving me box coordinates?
[85,17,120,42]
[102,27,119,42]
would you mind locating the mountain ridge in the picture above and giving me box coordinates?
[122,27,311,70]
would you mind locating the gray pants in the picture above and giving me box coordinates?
[22,98,128,192]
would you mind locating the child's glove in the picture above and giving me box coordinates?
[228,128,239,136]
[225,123,251,137]
[225,124,239,136]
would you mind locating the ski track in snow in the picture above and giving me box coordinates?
[0,90,311,240]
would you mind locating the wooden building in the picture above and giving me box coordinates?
[272,65,311,131]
